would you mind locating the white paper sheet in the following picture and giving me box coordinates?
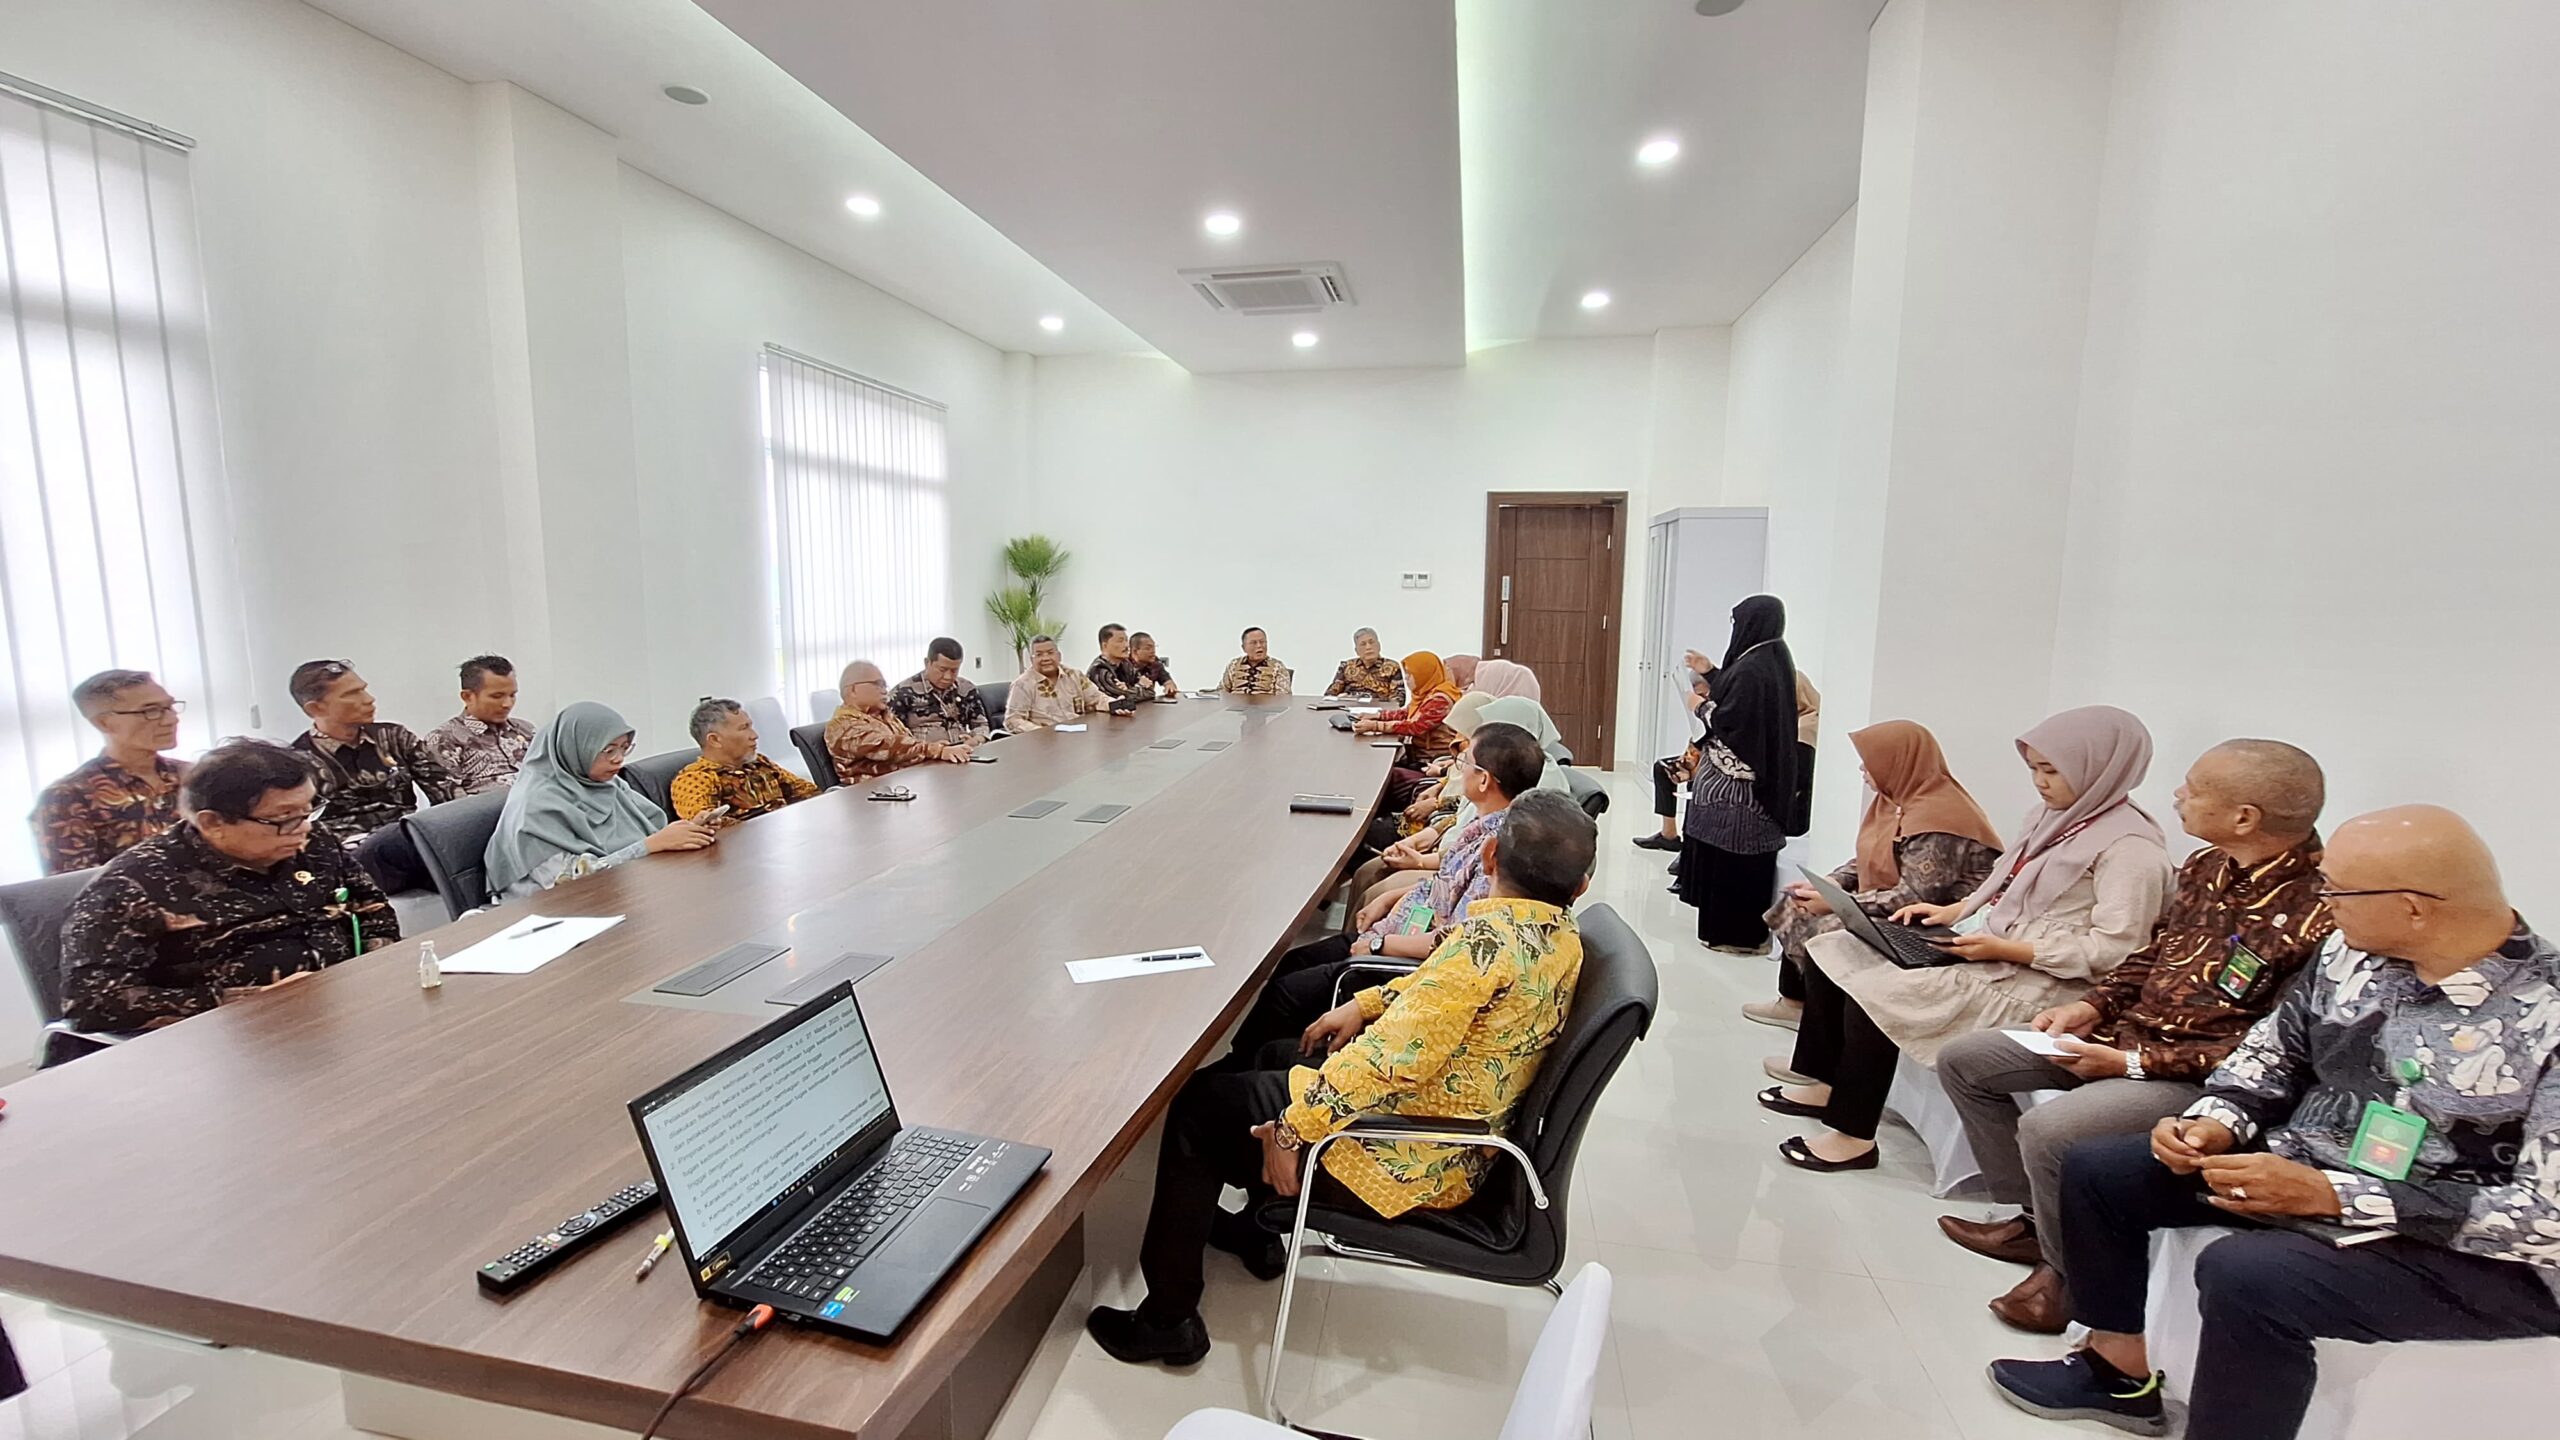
[1056,723,1089,733]
[2001,1027,2077,1057]
[439,915,625,975]
[1065,946,1214,984]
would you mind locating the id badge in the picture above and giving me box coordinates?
[2348,1099,2427,1180]
[2213,941,2268,1001]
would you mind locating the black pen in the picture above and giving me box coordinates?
[519,919,565,936]
[1135,950,1200,963]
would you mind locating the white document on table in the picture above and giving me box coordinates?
[1056,723,1089,733]
[1066,946,1214,984]
[439,915,625,974]
[2002,1028,2077,1057]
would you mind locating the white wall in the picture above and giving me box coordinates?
[2051,0,2560,902]
[1022,337,1682,762]
[1721,208,1858,855]
[619,167,1032,732]
[4,0,513,735]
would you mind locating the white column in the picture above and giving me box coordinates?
[472,82,653,728]
[1823,0,2122,803]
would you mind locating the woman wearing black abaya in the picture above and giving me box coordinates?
[1676,595,1801,953]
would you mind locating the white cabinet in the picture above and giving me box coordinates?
[1636,507,1769,766]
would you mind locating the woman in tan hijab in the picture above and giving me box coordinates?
[1748,720,2005,1030]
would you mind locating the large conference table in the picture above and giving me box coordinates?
[0,696,1393,1439]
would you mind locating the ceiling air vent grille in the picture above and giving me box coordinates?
[1181,262,1354,316]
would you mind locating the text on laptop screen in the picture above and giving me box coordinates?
[640,992,893,1252]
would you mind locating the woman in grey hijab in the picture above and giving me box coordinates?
[484,701,714,900]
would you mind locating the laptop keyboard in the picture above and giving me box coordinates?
[747,1132,977,1299]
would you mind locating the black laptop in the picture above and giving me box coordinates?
[628,982,1048,1340]
[1797,866,1964,969]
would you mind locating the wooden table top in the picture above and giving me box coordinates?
[0,698,1391,1439]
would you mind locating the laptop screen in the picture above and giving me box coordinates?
[634,985,895,1262]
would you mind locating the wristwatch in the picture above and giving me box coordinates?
[1271,1120,1304,1153]
[2123,1051,2147,1082]
[1368,932,1386,956]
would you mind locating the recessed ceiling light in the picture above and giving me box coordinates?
[1291,330,1319,349]
[1695,0,1748,15]
[1580,290,1612,311]
[1038,315,1065,333]
[1636,136,1681,167]
[844,194,882,219]
[662,85,710,106]
[1203,210,1243,237]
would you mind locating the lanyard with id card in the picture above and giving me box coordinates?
[2212,936,2267,1000]
[2348,1058,2430,1181]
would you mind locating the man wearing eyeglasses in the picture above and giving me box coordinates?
[287,659,459,893]
[59,739,398,1034]
[32,669,192,874]
[826,659,972,785]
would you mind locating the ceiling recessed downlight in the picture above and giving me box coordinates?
[1291,330,1319,349]
[1579,290,1612,311]
[1203,210,1243,237]
[662,85,710,106]
[844,194,882,219]
[1695,0,1748,15]
[1637,136,1681,167]
[1038,315,1065,333]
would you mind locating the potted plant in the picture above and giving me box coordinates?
[985,534,1069,666]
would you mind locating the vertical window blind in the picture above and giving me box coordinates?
[758,346,949,716]
[0,80,243,881]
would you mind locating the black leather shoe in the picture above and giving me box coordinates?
[1085,1306,1211,1366]
[1632,833,1681,852]
[1210,1207,1289,1281]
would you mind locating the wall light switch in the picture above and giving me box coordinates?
[1412,571,1431,589]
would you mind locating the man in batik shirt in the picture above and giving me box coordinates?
[1215,626,1292,696]
[422,654,535,795]
[888,637,994,747]
[670,698,819,821]
[32,669,190,874]
[829,660,971,783]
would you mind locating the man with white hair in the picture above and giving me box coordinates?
[1323,628,1405,703]
[825,660,970,784]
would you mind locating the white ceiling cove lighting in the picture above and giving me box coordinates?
[1579,290,1611,311]
[1202,210,1243,237]
[1038,315,1065,333]
[1291,330,1319,349]
[1636,136,1681,167]
[844,193,882,218]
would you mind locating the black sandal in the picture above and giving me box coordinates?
[1778,1134,1880,1173]
[1756,1085,1828,1119]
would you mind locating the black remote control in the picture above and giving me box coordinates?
[475,1180,661,1295]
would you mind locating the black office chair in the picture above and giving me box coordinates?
[790,723,842,790]
[1256,901,1658,1423]
[401,789,510,922]
[620,748,695,818]
[1562,765,1611,819]
[0,866,115,1068]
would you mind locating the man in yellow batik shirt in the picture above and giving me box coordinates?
[1084,789,1598,1367]
[667,698,819,823]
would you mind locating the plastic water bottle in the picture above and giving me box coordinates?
[417,939,443,990]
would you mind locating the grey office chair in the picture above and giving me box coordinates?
[620,748,695,818]
[744,696,810,780]
[401,789,510,921]
[790,723,841,789]
[808,689,838,724]
[1545,739,1575,765]
[1257,902,1657,1424]
[0,866,115,1067]
[1562,765,1611,819]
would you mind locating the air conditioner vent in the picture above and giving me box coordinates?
[1181,262,1354,316]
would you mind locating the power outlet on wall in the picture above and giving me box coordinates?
[1400,571,1433,589]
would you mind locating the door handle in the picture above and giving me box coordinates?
[1498,600,1510,647]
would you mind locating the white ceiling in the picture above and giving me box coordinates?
[300,0,1153,360]
[1460,0,1879,345]
[303,0,1875,371]
[700,0,1467,374]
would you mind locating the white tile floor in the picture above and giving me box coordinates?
[0,771,2086,1439]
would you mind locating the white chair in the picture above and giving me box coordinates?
[742,696,809,780]
[1165,1261,1613,1440]
[808,688,837,724]
[2143,1225,2560,1436]
[1882,1051,2063,1198]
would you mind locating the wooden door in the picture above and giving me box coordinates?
[1483,493,1626,768]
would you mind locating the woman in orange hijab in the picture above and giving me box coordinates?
[1746,720,2006,1031]
[1354,650,1466,807]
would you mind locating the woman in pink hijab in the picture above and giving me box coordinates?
[1444,654,1479,691]
[1472,659,1541,702]
[1761,705,2173,1173]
